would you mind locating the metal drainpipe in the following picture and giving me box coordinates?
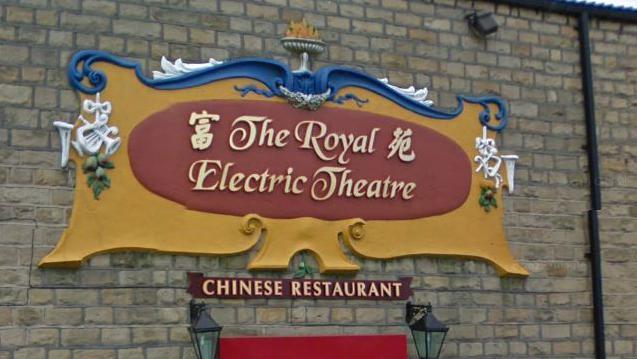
[578,11,606,359]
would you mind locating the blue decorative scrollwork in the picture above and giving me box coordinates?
[68,50,140,94]
[67,50,508,131]
[234,85,278,98]
[331,93,369,107]
[68,50,291,95]
[460,95,508,132]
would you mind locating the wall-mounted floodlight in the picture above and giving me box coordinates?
[466,11,499,37]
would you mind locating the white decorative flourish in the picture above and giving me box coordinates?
[501,155,518,193]
[152,56,223,79]
[474,126,518,193]
[53,121,74,168]
[53,93,120,168]
[475,126,503,188]
[378,78,433,106]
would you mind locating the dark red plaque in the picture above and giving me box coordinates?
[187,272,413,301]
[128,100,471,220]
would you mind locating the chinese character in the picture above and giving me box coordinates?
[189,111,219,150]
[387,127,415,162]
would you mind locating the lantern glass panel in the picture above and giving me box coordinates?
[188,328,199,358]
[412,330,428,358]
[411,329,447,359]
[188,328,220,359]
[198,331,219,359]
[428,331,446,358]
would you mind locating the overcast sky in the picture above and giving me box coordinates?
[582,0,637,8]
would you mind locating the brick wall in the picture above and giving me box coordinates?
[591,19,637,358]
[0,0,635,358]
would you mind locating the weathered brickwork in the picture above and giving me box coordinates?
[591,19,637,359]
[0,0,635,358]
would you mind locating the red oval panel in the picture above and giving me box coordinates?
[128,100,471,221]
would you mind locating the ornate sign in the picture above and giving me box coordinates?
[43,25,527,276]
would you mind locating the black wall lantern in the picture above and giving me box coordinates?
[466,11,499,37]
[189,300,223,359]
[406,302,449,359]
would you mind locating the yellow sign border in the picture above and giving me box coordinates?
[40,63,528,277]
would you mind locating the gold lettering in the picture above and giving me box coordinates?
[294,121,380,164]
[189,160,222,190]
[353,178,367,197]
[352,134,367,153]
[291,282,301,296]
[240,280,252,296]
[368,128,379,153]
[217,280,229,295]
[368,282,379,297]
[344,282,355,296]
[263,281,273,296]
[382,177,392,198]
[244,173,260,192]
[311,166,345,201]
[337,169,353,197]
[366,180,382,198]
[187,129,416,202]
[229,116,267,151]
[380,283,392,297]
[258,169,271,192]
[219,161,232,190]
[268,173,286,192]
[254,280,263,296]
[202,279,215,295]
[392,282,402,297]
[228,172,245,192]
[292,176,307,194]
[322,281,333,295]
[357,282,366,297]
[295,121,336,162]
[257,119,277,147]
[303,281,312,296]
[390,181,405,198]
[283,167,295,194]
[275,129,290,147]
[324,133,339,151]
[332,282,343,297]
[403,182,417,200]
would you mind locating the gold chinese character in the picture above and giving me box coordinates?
[189,111,219,151]
[387,127,415,162]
